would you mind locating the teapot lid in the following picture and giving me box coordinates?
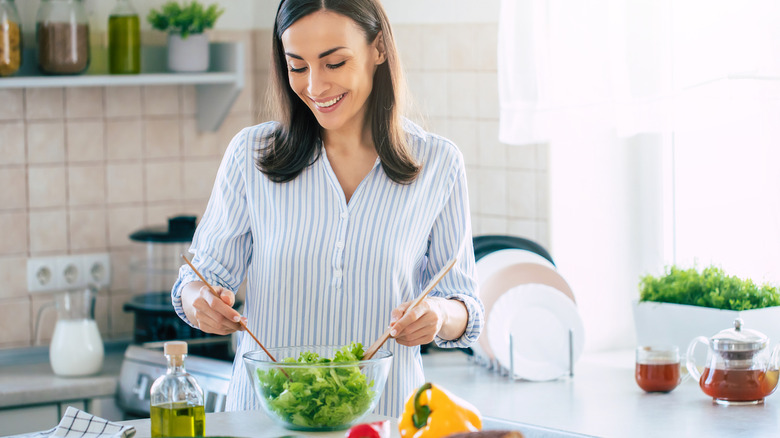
[711,318,767,352]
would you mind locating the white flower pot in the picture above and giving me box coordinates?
[167,33,209,72]
[632,300,780,355]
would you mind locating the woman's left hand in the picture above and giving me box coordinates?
[388,297,447,346]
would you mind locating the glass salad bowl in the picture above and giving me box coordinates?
[243,344,393,431]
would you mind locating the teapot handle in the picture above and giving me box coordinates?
[686,336,709,382]
[771,344,780,371]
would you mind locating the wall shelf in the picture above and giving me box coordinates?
[0,42,244,132]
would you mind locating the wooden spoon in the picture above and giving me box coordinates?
[180,254,279,363]
[362,257,458,360]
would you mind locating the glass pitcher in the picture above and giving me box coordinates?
[686,318,780,405]
[35,287,104,376]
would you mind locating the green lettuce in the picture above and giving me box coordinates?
[255,342,375,428]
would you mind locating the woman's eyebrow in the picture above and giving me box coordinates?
[285,47,347,60]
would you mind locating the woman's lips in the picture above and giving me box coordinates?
[311,93,346,112]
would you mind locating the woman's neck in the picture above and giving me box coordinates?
[322,115,375,154]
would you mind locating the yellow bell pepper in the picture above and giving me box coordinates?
[398,382,482,438]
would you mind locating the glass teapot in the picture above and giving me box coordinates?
[686,318,780,405]
[35,287,104,376]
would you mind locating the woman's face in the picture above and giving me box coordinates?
[281,10,385,134]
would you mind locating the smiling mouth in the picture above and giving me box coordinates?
[312,93,346,108]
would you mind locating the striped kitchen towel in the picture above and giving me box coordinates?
[9,406,135,438]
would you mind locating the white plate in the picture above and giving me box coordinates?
[475,263,576,361]
[472,250,561,363]
[475,263,577,363]
[476,249,555,287]
[486,284,585,381]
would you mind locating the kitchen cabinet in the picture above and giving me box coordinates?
[0,345,127,435]
[0,42,244,132]
[0,397,124,435]
[0,404,59,435]
[86,395,125,424]
[0,400,90,435]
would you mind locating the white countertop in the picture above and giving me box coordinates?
[422,349,779,438]
[120,349,780,438]
[3,347,780,437]
[0,347,125,408]
[120,411,586,438]
[120,411,396,438]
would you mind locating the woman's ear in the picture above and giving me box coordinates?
[374,31,387,65]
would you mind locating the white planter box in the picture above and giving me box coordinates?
[168,33,210,72]
[633,300,780,355]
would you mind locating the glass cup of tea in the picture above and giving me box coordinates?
[636,345,686,393]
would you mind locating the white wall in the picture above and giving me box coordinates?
[15,0,499,33]
[252,0,500,28]
[16,0,260,32]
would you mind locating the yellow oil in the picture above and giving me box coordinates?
[150,402,205,437]
[108,14,140,74]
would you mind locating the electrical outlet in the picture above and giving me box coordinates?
[82,253,111,288]
[55,256,83,290]
[28,252,112,293]
[27,257,58,293]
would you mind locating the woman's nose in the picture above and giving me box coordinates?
[307,69,328,97]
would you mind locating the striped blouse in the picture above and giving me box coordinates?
[171,120,483,417]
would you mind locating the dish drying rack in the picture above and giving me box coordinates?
[467,329,576,380]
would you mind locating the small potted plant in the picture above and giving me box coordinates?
[633,265,780,354]
[147,0,224,72]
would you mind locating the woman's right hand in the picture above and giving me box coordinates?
[181,281,246,335]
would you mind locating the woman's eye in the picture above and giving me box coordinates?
[326,61,346,69]
[289,66,307,73]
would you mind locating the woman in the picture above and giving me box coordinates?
[172,0,483,417]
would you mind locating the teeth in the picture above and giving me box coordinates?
[314,94,344,108]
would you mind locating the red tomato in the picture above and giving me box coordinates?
[345,420,391,438]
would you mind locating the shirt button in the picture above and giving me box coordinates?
[334,270,342,278]
[336,241,344,249]
[340,212,348,219]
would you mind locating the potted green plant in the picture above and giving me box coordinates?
[633,265,780,356]
[147,0,224,72]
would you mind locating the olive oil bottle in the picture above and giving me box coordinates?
[150,402,205,437]
[107,0,140,74]
[150,341,205,437]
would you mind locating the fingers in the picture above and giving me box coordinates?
[393,314,438,345]
[191,285,242,335]
[390,302,410,325]
[219,288,235,306]
[395,331,436,347]
[389,299,443,347]
[192,307,237,335]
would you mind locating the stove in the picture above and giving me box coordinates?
[117,341,233,417]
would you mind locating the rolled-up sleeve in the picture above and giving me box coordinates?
[426,148,484,348]
[171,128,254,328]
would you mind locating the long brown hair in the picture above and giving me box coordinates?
[257,0,420,184]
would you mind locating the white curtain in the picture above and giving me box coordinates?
[499,0,780,352]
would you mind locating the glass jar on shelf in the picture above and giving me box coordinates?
[36,0,90,75]
[108,0,140,74]
[0,0,22,77]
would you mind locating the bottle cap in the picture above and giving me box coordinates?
[164,341,188,356]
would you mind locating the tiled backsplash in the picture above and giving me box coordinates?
[0,24,548,350]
